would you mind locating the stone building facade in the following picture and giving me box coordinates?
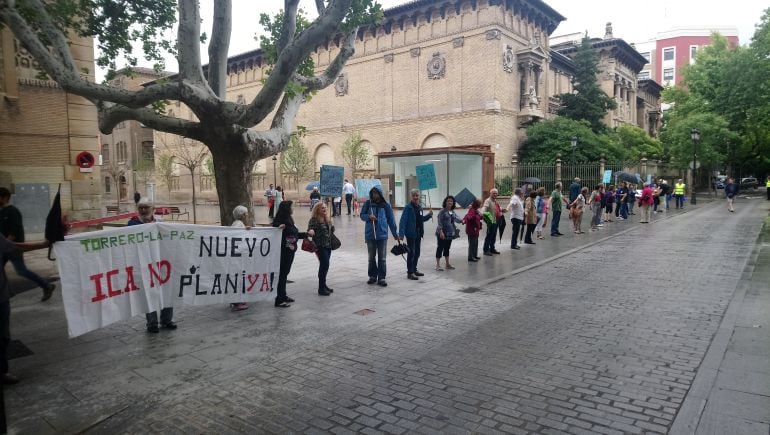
[0,28,100,224]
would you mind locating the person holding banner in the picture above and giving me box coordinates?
[0,234,50,384]
[273,201,313,307]
[398,189,432,280]
[308,202,335,296]
[360,186,399,287]
[127,198,177,333]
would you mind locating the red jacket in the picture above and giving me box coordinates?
[462,207,483,237]
[639,187,654,205]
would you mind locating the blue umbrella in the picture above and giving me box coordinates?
[305,181,320,191]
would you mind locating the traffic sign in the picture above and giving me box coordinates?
[75,151,95,169]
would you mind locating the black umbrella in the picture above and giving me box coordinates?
[454,188,476,209]
[44,184,66,260]
[614,171,640,184]
[522,176,541,184]
[498,215,506,242]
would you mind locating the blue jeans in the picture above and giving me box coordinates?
[366,239,387,280]
[405,237,421,274]
[146,308,173,327]
[620,203,629,219]
[316,247,331,290]
[9,253,49,290]
[665,194,671,210]
[483,222,498,252]
[550,210,562,235]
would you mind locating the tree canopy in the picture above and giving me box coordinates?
[519,117,627,162]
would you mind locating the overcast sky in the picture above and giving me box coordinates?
[101,0,768,79]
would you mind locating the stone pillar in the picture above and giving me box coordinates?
[556,155,562,187]
[641,156,648,181]
[511,153,519,188]
[599,158,606,183]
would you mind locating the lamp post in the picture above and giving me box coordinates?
[272,155,277,187]
[690,128,700,205]
[570,136,578,163]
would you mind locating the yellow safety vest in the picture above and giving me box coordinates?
[766,179,770,188]
[674,183,685,195]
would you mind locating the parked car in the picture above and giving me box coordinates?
[740,177,758,189]
[713,175,727,189]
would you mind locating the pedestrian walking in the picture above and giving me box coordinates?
[524,191,537,244]
[343,179,356,215]
[550,183,566,236]
[725,178,739,213]
[398,189,432,279]
[569,187,587,234]
[274,186,283,212]
[482,188,506,255]
[589,184,603,230]
[463,199,483,259]
[534,187,547,240]
[265,184,276,218]
[308,202,335,296]
[0,187,56,302]
[228,205,250,311]
[273,201,312,307]
[332,195,342,216]
[604,185,615,223]
[660,179,671,211]
[639,182,654,223]
[309,186,321,210]
[0,234,50,385]
[674,179,686,209]
[435,196,462,271]
[508,188,524,249]
[360,186,399,287]
[133,191,141,205]
[628,184,637,215]
[127,198,177,333]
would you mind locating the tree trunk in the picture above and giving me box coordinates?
[190,167,197,223]
[210,143,255,226]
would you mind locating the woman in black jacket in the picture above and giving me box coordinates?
[272,201,313,308]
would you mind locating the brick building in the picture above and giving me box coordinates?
[0,28,99,228]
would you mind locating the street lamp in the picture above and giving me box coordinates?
[690,128,700,205]
[570,136,578,163]
[272,155,277,187]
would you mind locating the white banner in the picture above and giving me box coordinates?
[54,222,281,337]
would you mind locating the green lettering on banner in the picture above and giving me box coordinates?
[100,238,109,250]
[127,234,135,244]
[80,240,91,252]
[109,236,118,247]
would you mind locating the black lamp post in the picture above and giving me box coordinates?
[570,136,578,163]
[690,128,700,205]
[272,155,277,187]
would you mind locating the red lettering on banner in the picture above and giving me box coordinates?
[148,260,171,287]
[246,274,259,292]
[90,273,106,302]
[259,273,271,292]
[106,269,121,297]
[123,266,139,293]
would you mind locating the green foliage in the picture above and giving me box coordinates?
[205,157,215,176]
[520,118,626,162]
[614,125,664,161]
[557,35,617,132]
[494,176,513,197]
[11,0,177,79]
[259,9,315,78]
[659,112,737,169]
[155,153,175,197]
[134,158,155,185]
[341,131,371,176]
[281,133,314,193]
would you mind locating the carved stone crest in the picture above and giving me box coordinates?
[410,47,421,58]
[502,45,514,73]
[334,73,348,97]
[485,29,502,40]
[427,52,446,80]
[452,37,464,48]
[383,53,394,63]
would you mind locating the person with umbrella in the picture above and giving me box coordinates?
[482,189,506,255]
[309,186,321,210]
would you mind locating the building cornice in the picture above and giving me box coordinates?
[553,37,648,73]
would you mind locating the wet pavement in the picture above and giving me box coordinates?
[3,194,769,434]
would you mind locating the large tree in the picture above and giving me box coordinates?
[519,117,626,162]
[557,35,617,133]
[0,0,381,224]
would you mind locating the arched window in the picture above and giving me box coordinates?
[314,144,334,173]
[116,141,128,162]
[421,133,449,149]
[141,141,154,160]
[101,144,110,163]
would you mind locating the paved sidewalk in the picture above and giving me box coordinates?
[3,196,767,434]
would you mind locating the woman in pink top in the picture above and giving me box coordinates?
[639,182,655,223]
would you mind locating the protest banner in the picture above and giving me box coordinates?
[354,178,382,197]
[319,165,344,197]
[53,222,281,337]
[602,170,613,184]
[415,164,437,190]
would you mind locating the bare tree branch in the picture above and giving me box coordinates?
[237,0,353,127]
[177,0,208,86]
[294,29,356,91]
[207,0,232,98]
[237,93,303,157]
[315,0,326,15]
[278,0,300,54]
[98,103,204,140]
[22,0,78,73]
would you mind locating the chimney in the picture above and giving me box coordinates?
[604,22,613,39]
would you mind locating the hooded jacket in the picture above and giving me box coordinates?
[359,186,398,241]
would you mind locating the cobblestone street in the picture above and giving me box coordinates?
[3,197,769,434]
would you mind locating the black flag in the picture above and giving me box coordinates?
[44,184,65,260]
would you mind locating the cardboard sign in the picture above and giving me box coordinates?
[319,165,344,197]
[354,179,382,197]
[415,163,437,190]
[54,223,281,337]
[602,170,613,184]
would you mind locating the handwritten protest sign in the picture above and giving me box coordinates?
[415,163,437,190]
[602,170,613,184]
[354,178,381,196]
[320,165,344,197]
[54,223,281,337]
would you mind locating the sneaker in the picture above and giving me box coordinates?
[274,302,291,308]
[162,322,178,330]
[407,273,419,280]
[41,283,56,302]
[597,224,604,227]
[378,280,388,287]
[414,271,425,277]
[367,277,377,284]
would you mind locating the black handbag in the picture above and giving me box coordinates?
[329,225,341,250]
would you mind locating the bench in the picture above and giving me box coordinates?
[252,198,265,206]
[168,206,190,220]
[297,198,311,207]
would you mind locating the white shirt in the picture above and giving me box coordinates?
[231,220,245,228]
[508,195,524,220]
[342,182,356,195]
